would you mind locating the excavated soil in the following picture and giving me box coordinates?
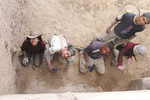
[1,0,150,94]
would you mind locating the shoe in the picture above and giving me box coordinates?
[110,61,115,67]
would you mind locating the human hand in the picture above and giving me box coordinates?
[127,58,132,65]
[22,57,29,66]
[122,41,128,47]
[49,67,57,73]
[63,67,68,72]
[118,65,123,71]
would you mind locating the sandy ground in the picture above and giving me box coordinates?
[1,0,150,94]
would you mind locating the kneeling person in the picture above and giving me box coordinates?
[20,31,45,67]
[45,34,76,72]
[111,42,146,71]
[78,41,112,74]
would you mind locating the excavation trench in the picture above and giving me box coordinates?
[1,0,150,94]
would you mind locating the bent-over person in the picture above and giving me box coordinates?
[111,42,146,71]
[45,34,76,72]
[77,41,113,74]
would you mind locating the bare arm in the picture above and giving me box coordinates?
[46,60,54,70]
[127,35,135,42]
[64,60,72,72]
[106,20,118,33]
[83,50,90,67]
[66,60,72,68]
[45,50,54,71]
[106,13,124,33]
[122,35,136,46]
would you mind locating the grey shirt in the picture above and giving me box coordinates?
[84,41,106,59]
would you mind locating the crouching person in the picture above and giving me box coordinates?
[20,31,45,67]
[45,34,76,72]
[111,42,146,71]
[77,41,112,74]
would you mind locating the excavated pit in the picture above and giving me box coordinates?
[1,0,150,94]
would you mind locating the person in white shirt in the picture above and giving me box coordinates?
[45,34,76,72]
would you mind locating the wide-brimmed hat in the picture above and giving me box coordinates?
[67,43,76,56]
[27,31,42,38]
[133,45,146,56]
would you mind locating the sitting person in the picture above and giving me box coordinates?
[20,31,45,67]
[45,34,76,72]
[111,42,146,71]
[76,41,113,74]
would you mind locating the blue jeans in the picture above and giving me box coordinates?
[20,51,42,67]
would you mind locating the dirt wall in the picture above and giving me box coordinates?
[0,0,25,94]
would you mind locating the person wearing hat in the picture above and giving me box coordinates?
[45,34,76,72]
[20,31,45,67]
[94,12,150,46]
[111,42,146,71]
[76,41,113,74]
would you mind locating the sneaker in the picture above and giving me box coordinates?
[110,61,115,67]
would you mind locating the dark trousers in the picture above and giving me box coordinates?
[20,51,42,67]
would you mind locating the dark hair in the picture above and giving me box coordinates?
[26,36,42,46]
[106,41,114,51]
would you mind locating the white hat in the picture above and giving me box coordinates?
[27,31,42,38]
[133,45,146,56]
[125,5,140,16]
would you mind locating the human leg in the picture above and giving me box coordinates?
[79,51,88,73]
[94,58,105,74]
[122,56,127,70]
[33,53,42,67]
[112,49,127,70]
[111,49,119,67]
[113,38,127,45]
[94,30,118,42]
[79,51,94,73]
